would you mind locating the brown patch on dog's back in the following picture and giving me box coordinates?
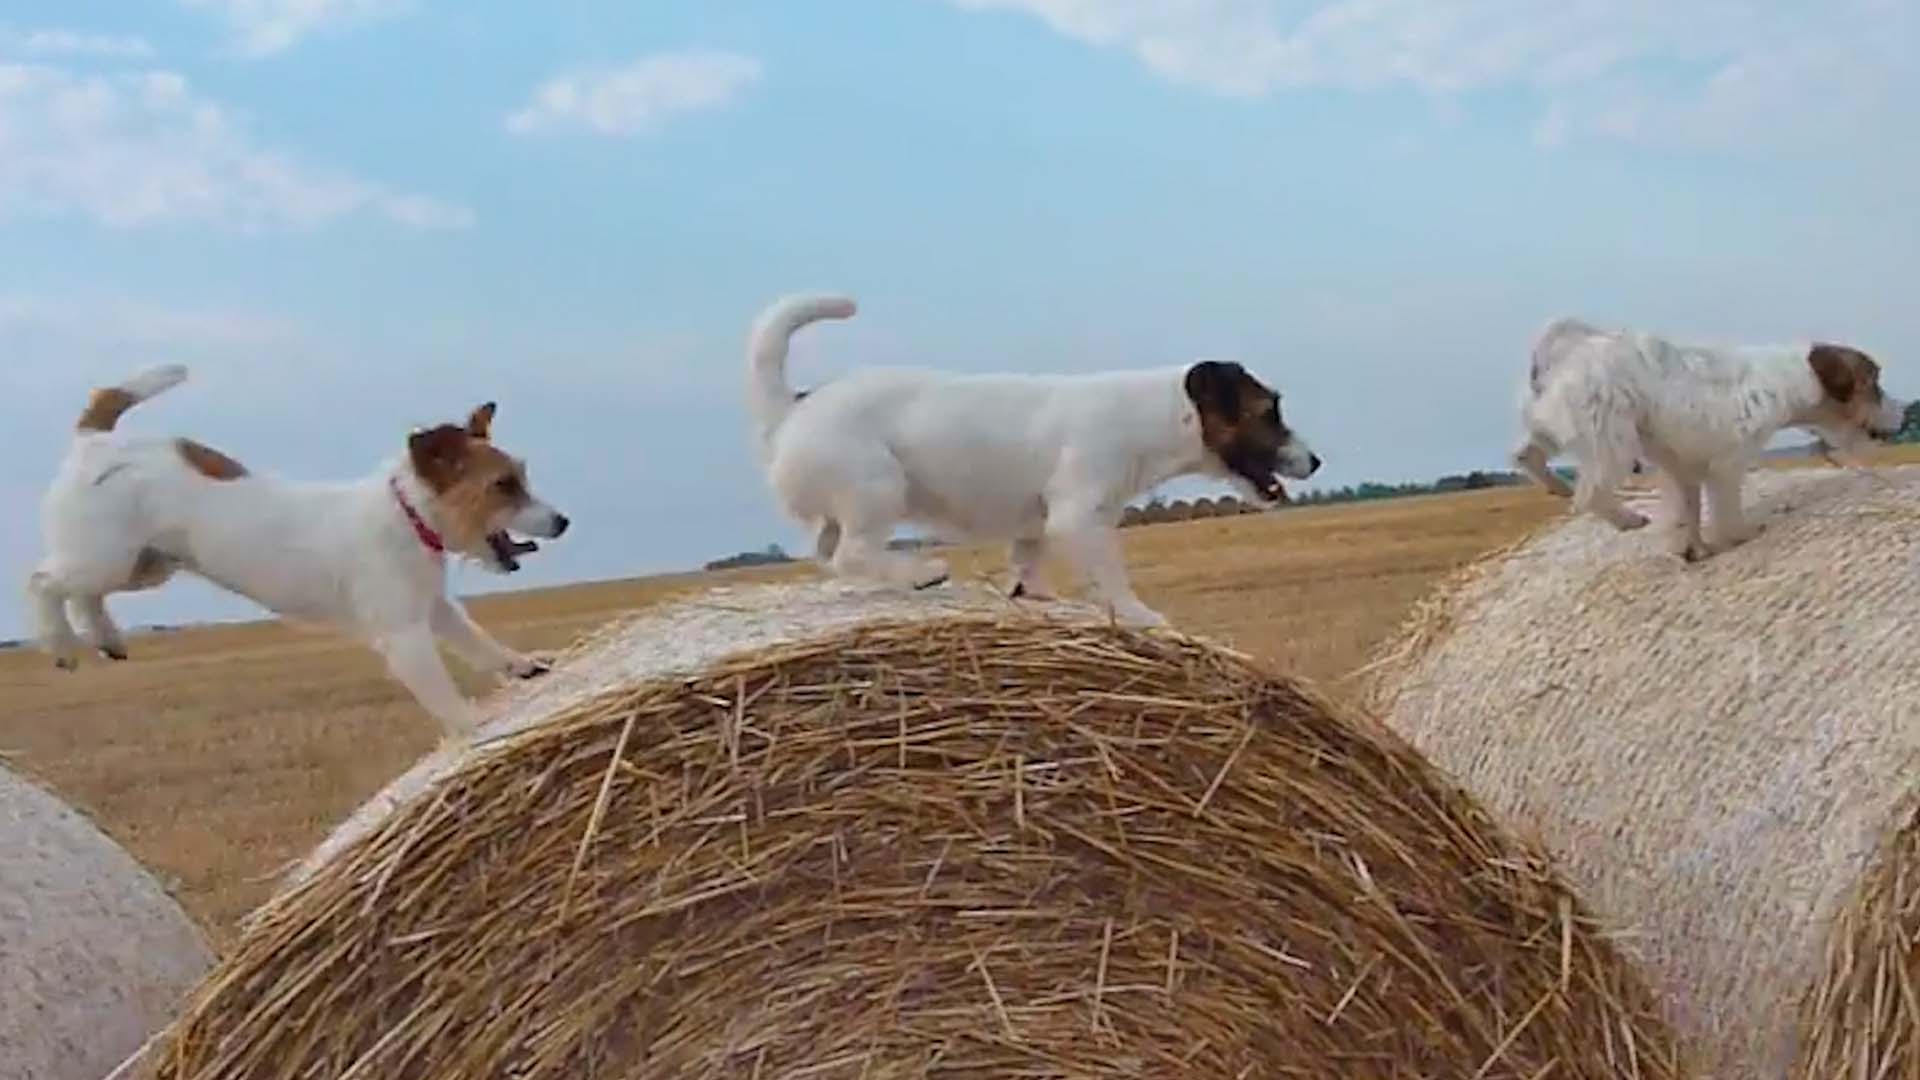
[176,438,249,481]
[76,388,138,433]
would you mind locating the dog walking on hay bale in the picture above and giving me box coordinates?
[1365,466,1920,1078]
[123,583,1681,1079]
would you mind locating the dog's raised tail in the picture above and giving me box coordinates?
[76,364,189,434]
[748,294,856,443]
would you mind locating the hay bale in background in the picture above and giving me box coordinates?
[1364,466,1920,1078]
[1,764,214,1080]
[128,582,1681,1079]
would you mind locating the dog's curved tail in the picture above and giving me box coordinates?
[747,294,856,446]
[75,364,189,434]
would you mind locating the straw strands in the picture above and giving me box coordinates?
[1364,465,1920,1078]
[132,582,1680,1079]
[1,763,214,1080]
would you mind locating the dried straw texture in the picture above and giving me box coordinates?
[134,582,1681,1079]
[0,763,214,1080]
[1364,466,1920,1079]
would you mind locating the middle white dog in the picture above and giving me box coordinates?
[1513,317,1905,561]
[746,294,1321,625]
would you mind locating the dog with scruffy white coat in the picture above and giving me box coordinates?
[27,365,570,735]
[746,294,1322,626]
[1513,317,1905,561]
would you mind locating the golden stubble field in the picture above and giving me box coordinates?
[3,451,1910,944]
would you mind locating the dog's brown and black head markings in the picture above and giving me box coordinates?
[406,402,560,568]
[1184,360,1319,502]
[1808,344,1899,434]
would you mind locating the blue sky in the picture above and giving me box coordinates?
[2,0,1915,635]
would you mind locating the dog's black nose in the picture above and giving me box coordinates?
[1307,454,1323,475]
[552,514,570,538]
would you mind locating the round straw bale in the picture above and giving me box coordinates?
[1,763,214,1080]
[137,582,1680,1079]
[1363,465,1920,1078]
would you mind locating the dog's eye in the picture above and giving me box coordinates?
[494,476,523,497]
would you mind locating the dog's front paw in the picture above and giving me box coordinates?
[1008,580,1056,602]
[505,655,552,680]
[910,559,951,591]
[1614,510,1651,532]
[1671,538,1713,563]
[99,645,128,662]
[53,654,78,673]
[1109,601,1169,628]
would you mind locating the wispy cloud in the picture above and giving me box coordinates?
[505,51,763,137]
[947,0,1916,156]
[178,0,411,58]
[0,25,156,60]
[0,63,471,230]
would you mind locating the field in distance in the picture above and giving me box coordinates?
[3,447,1911,942]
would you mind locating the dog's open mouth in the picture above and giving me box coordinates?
[485,531,540,573]
[1244,470,1288,504]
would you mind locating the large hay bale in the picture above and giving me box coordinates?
[1365,466,1920,1078]
[136,582,1681,1079]
[1,763,214,1080]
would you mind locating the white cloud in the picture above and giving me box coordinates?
[0,26,156,60]
[946,0,1915,155]
[178,0,410,57]
[505,51,763,138]
[0,63,471,230]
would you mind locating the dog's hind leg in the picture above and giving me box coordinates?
[831,523,950,590]
[818,463,949,589]
[26,566,82,671]
[812,519,842,563]
[1006,537,1053,600]
[70,596,128,661]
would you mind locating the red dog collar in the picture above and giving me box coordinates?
[390,477,446,557]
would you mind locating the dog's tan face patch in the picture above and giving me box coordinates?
[406,406,538,550]
[1184,361,1309,501]
[175,438,249,481]
[1808,344,1893,431]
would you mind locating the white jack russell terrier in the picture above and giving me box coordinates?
[747,295,1321,626]
[28,365,569,735]
[1513,318,1904,561]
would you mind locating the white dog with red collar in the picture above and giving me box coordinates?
[26,364,569,735]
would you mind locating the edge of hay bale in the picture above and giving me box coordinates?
[1,762,216,1080]
[142,584,1685,1078]
[1362,464,1920,1077]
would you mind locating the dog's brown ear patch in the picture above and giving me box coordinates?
[76,388,138,433]
[1810,344,1876,403]
[408,424,474,493]
[467,402,497,441]
[175,438,248,481]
